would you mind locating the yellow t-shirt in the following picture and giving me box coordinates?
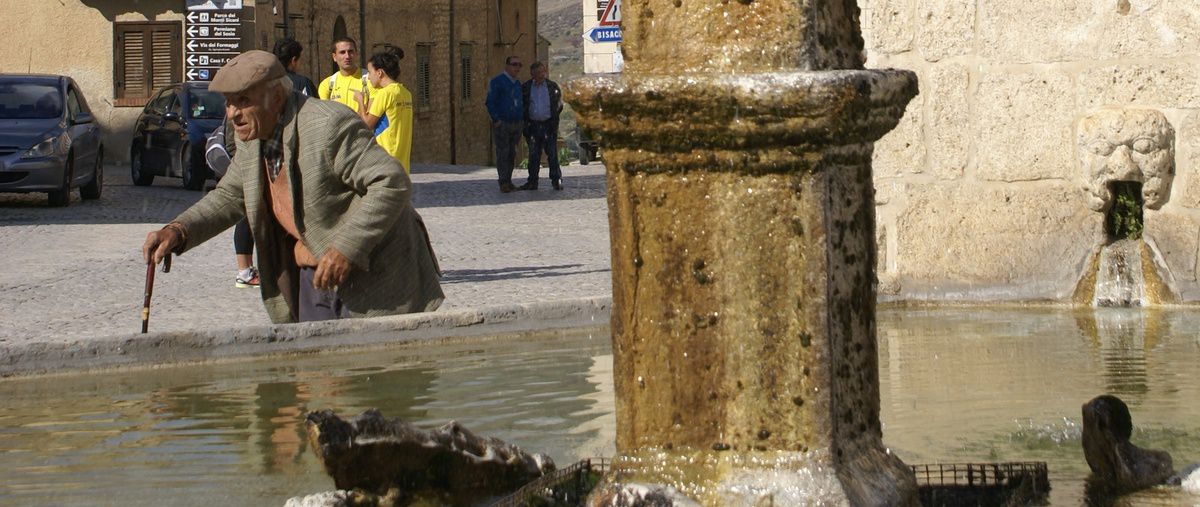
[367,82,414,173]
[318,70,371,112]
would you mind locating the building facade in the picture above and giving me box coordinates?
[0,0,538,166]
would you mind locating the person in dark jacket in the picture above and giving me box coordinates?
[485,55,524,193]
[272,37,318,97]
[520,61,564,191]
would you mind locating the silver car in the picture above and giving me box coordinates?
[0,74,103,206]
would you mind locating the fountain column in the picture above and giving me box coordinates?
[564,1,919,505]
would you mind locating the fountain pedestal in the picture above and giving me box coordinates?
[564,1,919,505]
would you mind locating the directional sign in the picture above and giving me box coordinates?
[185,5,245,83]
[586,26,622,44]
[598,0,621,27]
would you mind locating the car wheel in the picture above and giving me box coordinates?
[47,154,73,207]
[181,143,205,191]
[81,148,103,200]
[131,146,154,186]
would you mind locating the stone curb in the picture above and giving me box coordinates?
[0,297,612,378]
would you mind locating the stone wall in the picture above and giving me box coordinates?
[860,0,1200,302]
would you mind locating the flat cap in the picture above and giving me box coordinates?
[209,50,286,93]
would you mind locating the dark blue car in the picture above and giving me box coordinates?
[0,74,103,206]
[130,82,224,190]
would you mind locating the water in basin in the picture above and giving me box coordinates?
[2,309,1199,506]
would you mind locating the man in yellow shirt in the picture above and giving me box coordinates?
[355,46,413,173]
[318,37,370,112]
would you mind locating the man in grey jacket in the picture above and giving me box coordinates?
[143,50,443,323]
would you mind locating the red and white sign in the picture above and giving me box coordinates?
[599,0,621,27]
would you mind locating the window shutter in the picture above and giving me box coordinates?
[118,29,147,99]
[459,43,473,102]
[416,44,432,110]
[114,22,181,105]
[150,28,176,90]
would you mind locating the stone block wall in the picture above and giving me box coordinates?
[861,0,1200,302]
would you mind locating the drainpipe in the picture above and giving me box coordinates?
[448,0,457,164]
[282,0,289,36]
[358,0,366,68]
[495,0,503,45]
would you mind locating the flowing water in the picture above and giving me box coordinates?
[2,309,1199,506]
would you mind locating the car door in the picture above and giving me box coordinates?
[137,88,172,171]
[64,83,99,184]
[158,88,186,178]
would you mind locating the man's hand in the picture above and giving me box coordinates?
[313,247,352,291]
[143,225,183,265]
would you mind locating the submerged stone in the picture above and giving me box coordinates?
[298,409,554,506]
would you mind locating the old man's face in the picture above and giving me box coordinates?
[223,81,285,142]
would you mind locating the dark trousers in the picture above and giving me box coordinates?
[492,121,523,185]
[298,266,349,322]
[525,120,561,185]
[233,218,253,255]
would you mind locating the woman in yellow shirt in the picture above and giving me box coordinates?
[355,45,414,173]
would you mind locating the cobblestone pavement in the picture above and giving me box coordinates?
[0,161,612,347]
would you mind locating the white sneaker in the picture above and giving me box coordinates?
[235,267,260,288]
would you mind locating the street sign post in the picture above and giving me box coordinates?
[586,26,622,44]
[598,0,621,26]
[184,7,244,82]
[587,0,621,43]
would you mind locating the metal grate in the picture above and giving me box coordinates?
[912,462,1050,507]
[490,458,609,507]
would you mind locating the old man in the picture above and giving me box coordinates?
[142,50,443,323]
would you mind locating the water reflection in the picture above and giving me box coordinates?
[1074,308,1170,397]
[3,311,1198,506]
[0,328,612,507]
[878,307,1200,506]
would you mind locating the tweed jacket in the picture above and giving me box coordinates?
[173,92,444,323]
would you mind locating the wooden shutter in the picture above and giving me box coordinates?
[459,43,473,102]
[114,22,181,106]
[416,44,432,110]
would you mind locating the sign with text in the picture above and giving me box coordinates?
[586,26,622,44]
[184,6,245,82]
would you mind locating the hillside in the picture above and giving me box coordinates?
[539,0,583,83]
[538,0,585,148]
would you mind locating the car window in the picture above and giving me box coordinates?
[187,88,225,119]
[147,88,173,115]
[0,82,62,119]
[66,88,81,122]
[73,84,92,115]
[167,91,182,116]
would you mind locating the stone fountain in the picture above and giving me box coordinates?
[564,0,919,505]
[1073,108,1178,308]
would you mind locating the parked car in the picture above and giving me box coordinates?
[130,82,225,190]
[0,74,103,206]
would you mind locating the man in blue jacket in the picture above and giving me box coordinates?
[486,56,525,193]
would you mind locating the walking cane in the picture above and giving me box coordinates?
[141,253,172,333]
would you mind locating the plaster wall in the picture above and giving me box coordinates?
[860,0,1200,302]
